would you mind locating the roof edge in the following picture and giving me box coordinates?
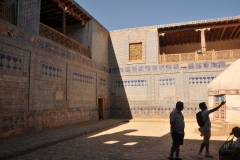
[110,15,240,33]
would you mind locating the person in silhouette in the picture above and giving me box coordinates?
[168,101,185,160]
[197,101,226,159]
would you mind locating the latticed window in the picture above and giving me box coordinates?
[129,43,142,61]
[0,1,16,25]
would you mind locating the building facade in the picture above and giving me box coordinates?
[0,0,240,137]
[109,16,240,119]
[0,0,110,137]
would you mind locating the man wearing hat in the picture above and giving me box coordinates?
[220,126,240,160]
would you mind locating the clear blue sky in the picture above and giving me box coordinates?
[76,0,240,31]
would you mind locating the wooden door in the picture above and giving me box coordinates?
[98,98,104,120]
[214,95,225,121]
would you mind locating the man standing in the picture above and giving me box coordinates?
[197,101,226,158]
[169,101,185,160]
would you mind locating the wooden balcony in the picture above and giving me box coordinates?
[39,23,91,58]
[159,49,240,63]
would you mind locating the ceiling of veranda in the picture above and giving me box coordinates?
[158,18,240,47]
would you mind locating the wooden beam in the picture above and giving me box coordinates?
[41,0,52,5]
[41,16,77,23]
[41,3,56,10]
[44,17,77,22]
[41,10,62,18]
[175,33,179,45]
[193,30,196,43]
[220,27,226,40]
[168,33,174,46]
[62,10,66,34]
[210,29,215,42]
[229,26,237,39]
[159,36,165,47]
[186,31,189,44]
[197,31,201,43]
[180,33,184,45]
[43,19,80,28]
[162,36,169,47]
[189,30,192,43]
[223,27,230,40]
[41,8,60,14]
[41,13,62,21]
[234,27,240,39]
[205,29,209,42]
[215,28,222,41]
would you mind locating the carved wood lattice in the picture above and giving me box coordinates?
[40,23,90,58]
[181,53,195,61]
[129,43,142,61]
[232,50,240,59]
[197,51,212,60]
[165,54,180,62]
[215,50,231,59]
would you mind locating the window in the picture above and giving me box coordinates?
[214,95,225,120]
[129,43,142,61]
[0,0,17,25]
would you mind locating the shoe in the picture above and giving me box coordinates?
[197,152,202,159]
[168,156,174,160]
[205,152,213,158]
[175,157,182,160]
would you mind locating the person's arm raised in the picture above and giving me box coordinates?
[209,101,226,113]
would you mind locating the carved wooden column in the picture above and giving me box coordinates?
[195,28,210,52]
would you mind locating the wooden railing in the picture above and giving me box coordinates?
[0,2,13,24]
[160,49,240,63]
[39,23,91,58]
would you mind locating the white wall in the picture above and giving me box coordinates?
[225,110,240,123]
[226,95,240,107]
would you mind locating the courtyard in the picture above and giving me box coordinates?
[1,120,230,160]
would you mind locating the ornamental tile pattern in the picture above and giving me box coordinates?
[18,0,40,35]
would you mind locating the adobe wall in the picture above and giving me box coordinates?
[109,27,236,119]
[0,1,110,137]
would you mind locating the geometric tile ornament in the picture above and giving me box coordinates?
[0,22,109,75]
[145,29,158,63]
[0,43,30,110]
[189,76,216,85]
[18,0,40,35]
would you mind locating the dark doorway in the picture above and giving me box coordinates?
[98,98,104,120]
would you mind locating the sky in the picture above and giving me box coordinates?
[75,0,240,31]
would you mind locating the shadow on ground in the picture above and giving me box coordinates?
[11,122,226,160]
